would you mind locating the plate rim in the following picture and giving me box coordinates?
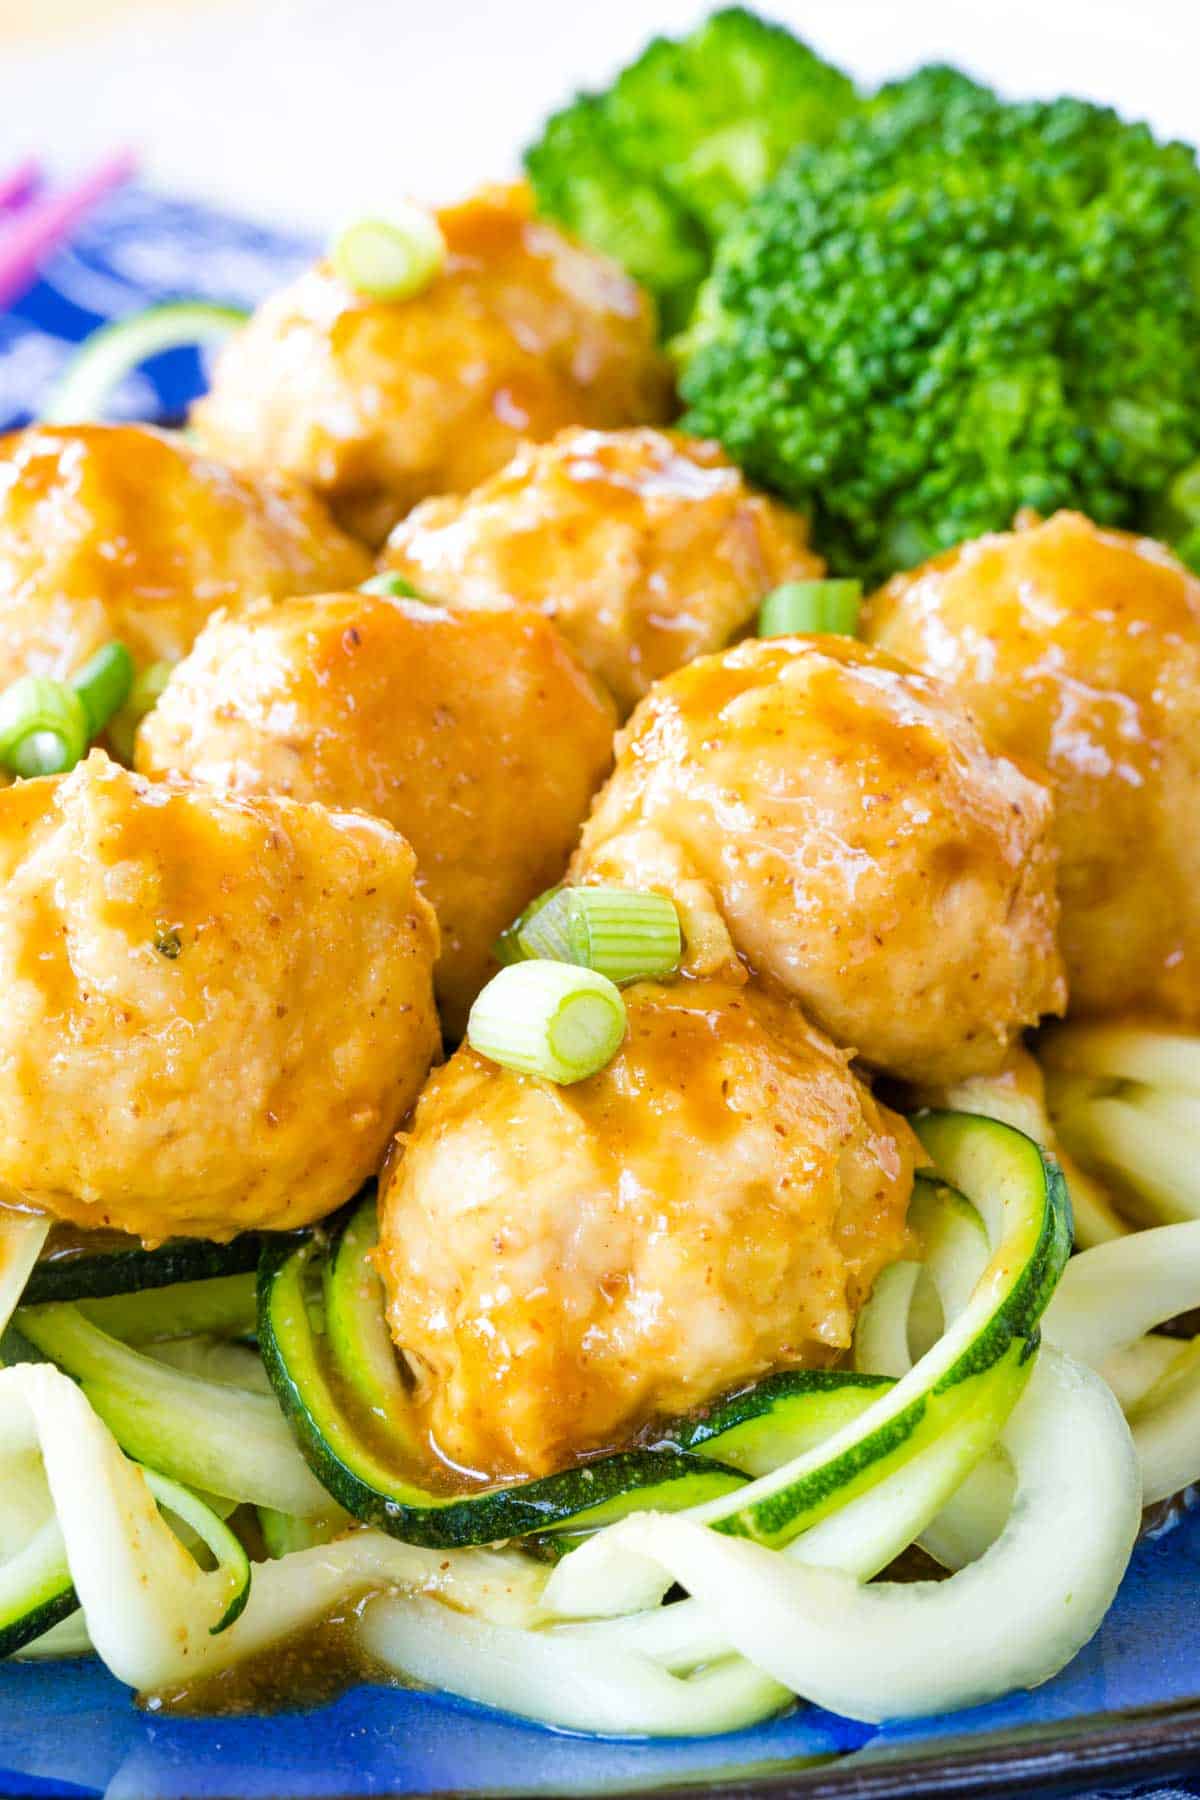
[345,1698,1200,1800]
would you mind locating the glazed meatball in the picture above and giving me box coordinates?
[136,590,616,1035]
[378,978,917,1479]
[192,185,674,546]
[866,511,1200,1027]
[0,754,439,1241]
[574,637,1065,1086]
[0,424,369,690]
[383,427,821,715]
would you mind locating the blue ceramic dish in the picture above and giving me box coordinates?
[1,1502,1198,1799]
[4,180,1200,1800]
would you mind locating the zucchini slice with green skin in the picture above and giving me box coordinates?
[24,1235,261,1306]
[261,1111,1067,1552]
[39,301,249,426]
[659,1370,892,1477]
[322,1197,414,1432]
[668,1112,1071,1549]
[141,1469,251,1635]
[16,1303,330,1516]
[259,1233,748,1547]
[77,1272,258,1344]
[0,1521,76,1659]
[0,1467,251,1658]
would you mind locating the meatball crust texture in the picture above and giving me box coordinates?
[136,590,616,1034]
[866,511,1200,1026]
[0,424,369,688]
[575,636,1065,1085]
[377,979,916,1479]
[0,754,439,1241]
[192,186,674,546]
[384,427,821,714]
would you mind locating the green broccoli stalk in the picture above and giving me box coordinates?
[680,69,1200,580]
[524,8,859,333]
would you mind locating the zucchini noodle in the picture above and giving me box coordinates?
[1046,1220,1200,1503]
[0,1111,1189,1733]
[1042,1022,1200,1230]
[528,1352,1138,1725]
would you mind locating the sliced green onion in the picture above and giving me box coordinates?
[494,884,565,966]
[0,677,89,777]
[510,886,574,965]
[508,886,682,985]
[72,641,134,739]
[331,208,446,303]
[757,578,863,639]
[467,962,627,1085]
[360,572,421,599]
[108,660,174,765]
[40,302,249,426]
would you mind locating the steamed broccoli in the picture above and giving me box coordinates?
[524,97,710,331]
[680,71,1200,579]
[524,8,859,331]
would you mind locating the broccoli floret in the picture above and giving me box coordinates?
[524,97,708,333]
[866,61,995,124]
[524,8,859,332]
[680,78,1200,579]
[605,9,859,238]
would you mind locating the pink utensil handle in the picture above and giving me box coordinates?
[0,148,137,310]
[0,161,41,214]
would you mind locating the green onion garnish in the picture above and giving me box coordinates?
[331,208,446,303]
[757,578,863,639]
[0,676,89,777]
[72,641,134,738]
[360,572,422,599]
[108,660,174,765]
[467,961,627,1085]
[494,884,565,966]
[0,639,142,778]
[510,886,682,986]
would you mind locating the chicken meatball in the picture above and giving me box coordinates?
[136,590,616,1035]
[574,636,1065,1086]
[0,424,369,691]
[192,185,674,546]
[378,978,917,1479]
[0,753,439,1241]
[383,427,821,715]
[866,511,1200,1027]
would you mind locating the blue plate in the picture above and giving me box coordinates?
[1,1503,1198,1798]
[4,181,1200,1800]
[0,183,316,433]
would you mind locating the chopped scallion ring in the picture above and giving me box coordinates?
[107,660,174,765]
[494,884,565,966]
[40,302,249,426]
[467,961,627,1084]
[757,578,862,639]
[72,641,134,739]
[360,572,422,599]
[507,886,682,985]
[0,676,89,778]
[331,208,446,303]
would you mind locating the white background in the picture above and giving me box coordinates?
[0,0,1195,230]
